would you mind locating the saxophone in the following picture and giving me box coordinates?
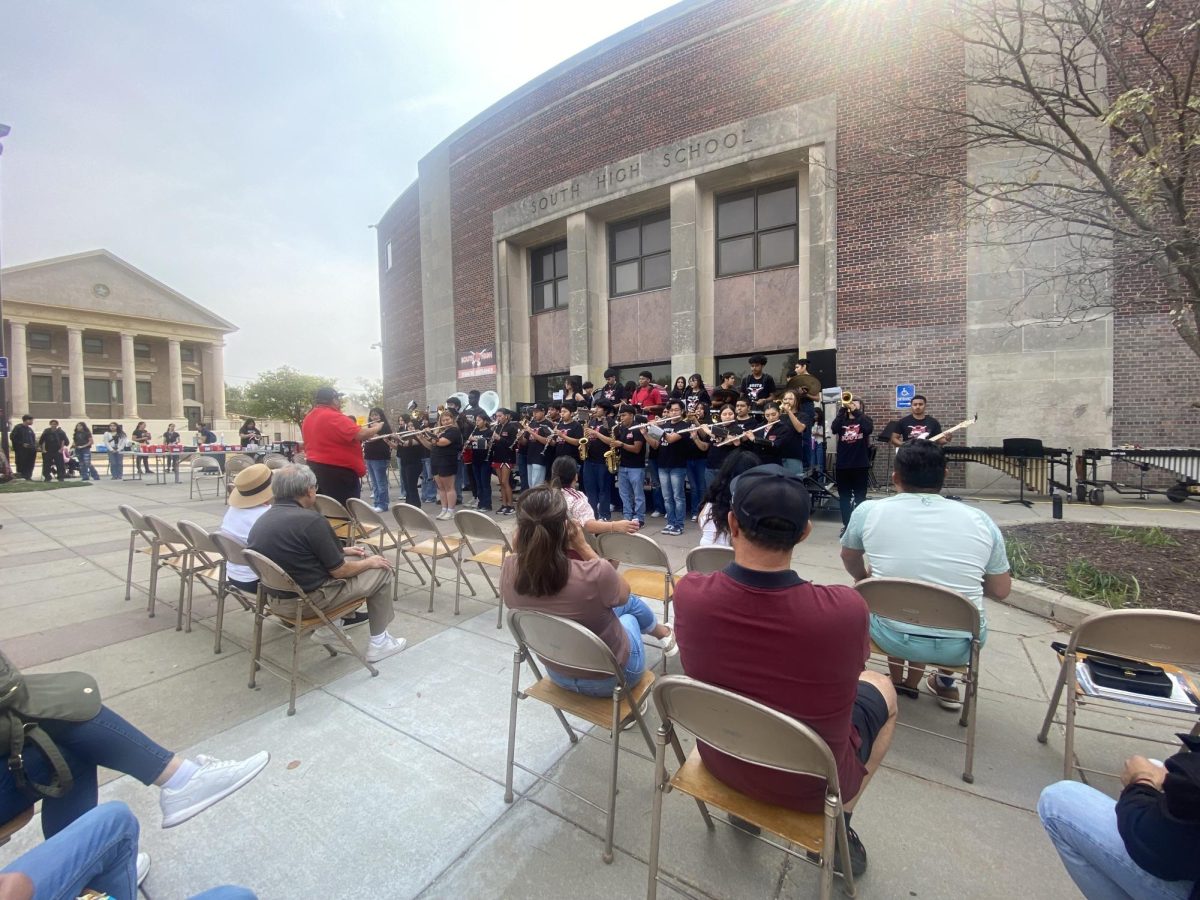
[605,445,620,474]
[579,437,589,461]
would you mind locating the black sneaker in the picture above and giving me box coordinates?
[832,824,867,878]
[340,611,371,629]
[727,814,761,835]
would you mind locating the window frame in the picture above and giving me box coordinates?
[180,344,195,363]
[182,382,198,401]
[133,341,152,360]
[29,374,54,403]
[715,179,800,277]
[136,380,153,405]
[28,330,52,351]
[530,240,568,315]
[608,210,671,298]
[83,336,104,355]
[532,371,570,402]
[84,377,112,405]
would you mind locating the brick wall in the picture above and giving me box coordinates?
[378,183,425,413]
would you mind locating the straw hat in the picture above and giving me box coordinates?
[229,463,273,509]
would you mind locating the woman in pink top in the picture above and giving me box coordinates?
[500,486,674,697]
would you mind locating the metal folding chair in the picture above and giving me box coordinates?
[0,806,33,848]
[598,531,676,622]
[118,504,161,603]
[684,544,734,575]
[856,577,982,783]
[189,455,223,500]
[209,530,262,654]
[504,609,657,863]
[1037,608,1200,780]
[345,498,428,598]
[647,675,856,900]
[242,549,379,716]
[141,514,192,621]
[262,453,288,470]
[174,519,224,635]
[314,494,356,545]
[453,509,513,627]
[223,454,253,505]
[391,503,476,613]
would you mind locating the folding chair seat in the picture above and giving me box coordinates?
[118,504,163,604]
[598,532,676,622]
[855,578,982,783]
[391,503,476,613]
[209,530,262,654]
[0,806,33,847]
[1037,608,1200,780]
[647,675,856,900]
[189,455,223,500]
[243,549,379,716]
[140,514,193,621]
[504,609,657,864]
[345,498,427,599]
[312,494,357,545]
[223,454,253,505]
[453,509,513,628]
[683,545,734,575]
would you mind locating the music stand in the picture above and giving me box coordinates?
[1003,438,1043,508]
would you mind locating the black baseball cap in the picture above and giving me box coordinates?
[731,464,811,544]
[314,386,341,404]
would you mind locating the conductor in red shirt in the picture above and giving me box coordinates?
[673,464,897,878]
[301,386,385,506]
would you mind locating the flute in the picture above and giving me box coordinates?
[629,413,682,431]
[716,421,772,447]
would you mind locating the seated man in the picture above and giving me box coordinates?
[247,464,407,662]
[1039,736,1199,899]
[839,440,1010,708]
[674,464,896,877]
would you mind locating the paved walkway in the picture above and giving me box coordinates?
[1,477,1197,899]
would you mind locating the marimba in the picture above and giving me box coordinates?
[1075,448,1200,505]
[943,445,1073,497]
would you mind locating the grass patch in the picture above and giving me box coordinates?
[1100,524,1180,548]
[0,479,93,493]
[1006,538,1045,580]
[1064,558,1140,608]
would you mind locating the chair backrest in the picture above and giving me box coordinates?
[314,494,351,521]
[177,520,219,560]
[598,531,670,571]
[685,545,734,575]
[454,509,509,545]
[118,504,150,534]
[262,453,288,470]
[210,530,251,567]
[225,454,253,479]
[346,498,396,537]
[392,502,440,539]
[1069,609,1200,671]
[243,549,306,598]
[652,675,842,795]
[143,514,187,548]
[508,609,621,680]
[854,577,981,637]
[192,455,222,474]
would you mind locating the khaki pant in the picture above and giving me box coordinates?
[270,567,395,636]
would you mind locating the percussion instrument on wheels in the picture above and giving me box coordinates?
[1075,447,1200,505]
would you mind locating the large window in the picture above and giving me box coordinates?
[134,341,151,359]
[28,331,51,351]
[61,376,70,399]
[83,336,104,355]
[715,350,799,396]
[609,211,670,296]
[180,344,195,363]
[136,381,152,405]
[30,375,54,403]
[182,382,198,401]
[84,377,112,405]
[716,180,799,276]
[532,372,569,402]
[531,241,568,313]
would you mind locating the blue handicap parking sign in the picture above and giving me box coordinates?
[895,383,915,409]
[0,356,7,378]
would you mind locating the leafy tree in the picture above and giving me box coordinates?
[349,377,384,412]
[232,367,335,425]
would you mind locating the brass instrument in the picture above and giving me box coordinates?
[630,413,682,431]
[579,437,589,461]
[604,445,620,474]
[840,390,854,409]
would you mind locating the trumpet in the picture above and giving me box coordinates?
[377,423,450,442]
[840,390,854,409]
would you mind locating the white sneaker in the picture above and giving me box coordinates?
[650,511,664,518]
[366,633,408,662]
[160,751,270,828]
[372,506,386,513]
[137,852,151,886]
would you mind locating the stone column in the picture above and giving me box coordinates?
[8,321,28,417]
[566,211,591,378]
[120,332,138,418]
[208,342,226,420]
[67,328,87,417]
[670,179,704,380]
[167,338,185,418]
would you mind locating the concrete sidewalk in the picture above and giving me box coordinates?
[1,477,1196,899]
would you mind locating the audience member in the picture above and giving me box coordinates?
[839,440,1010,707]
[500,486,673,698]
[102,423,127,481]
[37,420,69,482]
[219,464,274,593]
[9,415,37,481]
[132,421,152,474]
[673,464,896,876]
[696,450,761,547]
[300,386,383,506]
[246,464,406,661]
[72,422,100,482]
[549,455,638,537]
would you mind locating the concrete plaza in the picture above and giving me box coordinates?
[1,474,1196,899]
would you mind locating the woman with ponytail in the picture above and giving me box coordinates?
[500,485,674,697]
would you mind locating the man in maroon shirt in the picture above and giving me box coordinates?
[673,464,897,878]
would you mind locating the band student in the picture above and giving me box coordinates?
[601,404,647,526]
[492,408,520,515]
[832,395,874,531]
[417,410,463,520]
[890,394,947,445]
[596,368,627,404]
[468,412,495,512]
[710,371,740,408]
[582,404,614,520]
[740,354,777,410]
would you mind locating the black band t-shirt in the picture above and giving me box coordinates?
[895,415,942,442]
[614,424,645,468]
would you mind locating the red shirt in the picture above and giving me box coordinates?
[673,563,870,812]
[301,405,365,476]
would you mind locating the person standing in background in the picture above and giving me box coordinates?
[300,386,384,506]
[362,407,393,512]
[73,422,100,482]
[10,415,37,480]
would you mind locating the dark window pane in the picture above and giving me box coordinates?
[533,249,553,283]
[183,382,197,401]
[61,376,70,399]
[758,228,797,268]
[541,282,558,312]
[757,184,798,230]
[83,337,104,354]
[613,261,640,295]
[136,381,152,404]
[612,222,640,261]
[554,246,567,278]
[717,194,754,238]
[555,279,569,308]
[28,331,51,350]
[641,215,670,255]
[85,378,110,404]
[134,341,151,359]
[642,253,670,290]
[718,236,754,275]
[30,375,53,402]
[180,345,195,362]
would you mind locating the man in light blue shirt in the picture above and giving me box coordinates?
[840,440,1011,710]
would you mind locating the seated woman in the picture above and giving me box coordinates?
[696,450,762,547]
[549,456,638,537]
[218,463,273,591]
[500,485,674,697]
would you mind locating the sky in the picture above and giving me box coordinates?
[0,0,680,391]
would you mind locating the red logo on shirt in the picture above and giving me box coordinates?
[841,424,864,443]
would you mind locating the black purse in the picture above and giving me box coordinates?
[1085,654,1174,698]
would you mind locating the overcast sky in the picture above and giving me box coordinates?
[0,0,679,391]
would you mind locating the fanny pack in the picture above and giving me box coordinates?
[1,649,103,799]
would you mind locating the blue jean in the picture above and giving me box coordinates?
[77,448,100,481]
[527,463,546,489]
[109,450,123,479]
[517,449,528,493]
[1,801,257,900]
[365,458,390,509]
[457,458,468,503]
[0,705,173,838]
[1038,781,1191,899]
[618,467,646,523]
[660,466,687,530]
[546,596,656,696]
[582,460,611,519]
[421,458,437,501]
[646,461,666,515]
[685,458,708,517]
[473,458,493,509]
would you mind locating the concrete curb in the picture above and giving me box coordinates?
[996,579,1104,629]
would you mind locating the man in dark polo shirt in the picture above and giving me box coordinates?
[248,463,408,662]
[673,464,897,878]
